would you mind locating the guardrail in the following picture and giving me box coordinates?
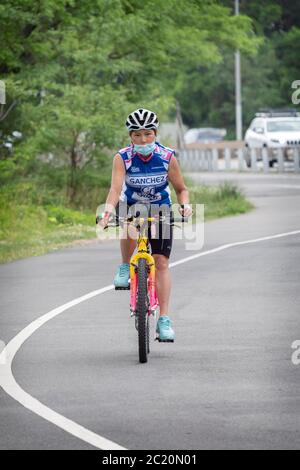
[177,144,300,173]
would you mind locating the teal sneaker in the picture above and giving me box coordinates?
[156,316,175,342]
[114,263,130,289]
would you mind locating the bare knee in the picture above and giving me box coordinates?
[122,224,138,241]
[153,255,169,272]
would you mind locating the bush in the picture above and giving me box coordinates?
[45,206,94,226]
[178,179,253,221]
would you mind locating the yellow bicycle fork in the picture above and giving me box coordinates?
[129,233,158,318]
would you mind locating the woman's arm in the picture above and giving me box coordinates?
[99,154,125,225]
[168,155,192,216]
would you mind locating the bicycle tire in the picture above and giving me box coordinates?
[146,309,150,356]
[137,258,149,363]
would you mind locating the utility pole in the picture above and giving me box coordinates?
[176,101,185,151]
[235,0,243,141]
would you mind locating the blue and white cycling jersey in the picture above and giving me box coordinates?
[118,142,175,206]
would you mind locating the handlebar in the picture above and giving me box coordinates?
[96,212,189,228]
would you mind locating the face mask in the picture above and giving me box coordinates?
[133,141,156,156]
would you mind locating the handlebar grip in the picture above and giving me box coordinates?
[96,214,119,225]
[171,217,189,223]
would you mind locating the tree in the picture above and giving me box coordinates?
[177,0,300,137]
[0,0,259,198]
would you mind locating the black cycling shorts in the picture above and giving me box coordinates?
[115,202,173,259]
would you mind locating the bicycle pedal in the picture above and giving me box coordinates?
[115,286,130,290]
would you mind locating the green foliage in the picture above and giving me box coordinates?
[177,1,300,136]
[185,180,254,220]
[0,178,96,263]
[0,177,253,263]
[45,205,94,225]
[0,0,260,262]
[2,1,297,148]
[1,0,258,161]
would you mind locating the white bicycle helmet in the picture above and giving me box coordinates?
[126,108,159,131]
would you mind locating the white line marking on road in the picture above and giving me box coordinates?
[0,285,124,451]
[170,229,300,268]
[1,229,300,450]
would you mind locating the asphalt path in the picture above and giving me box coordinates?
[0,172,300,450]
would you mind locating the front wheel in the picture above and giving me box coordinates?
[244,145,251,168]
[137,258,150,363]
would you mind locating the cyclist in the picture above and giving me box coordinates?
[98,108,192,341]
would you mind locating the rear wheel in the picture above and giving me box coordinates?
[137,258,149,363]
[244,145,251,168]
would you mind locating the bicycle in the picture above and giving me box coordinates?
[96,210,188,363]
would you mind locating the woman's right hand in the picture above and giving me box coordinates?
[96,212,111,230]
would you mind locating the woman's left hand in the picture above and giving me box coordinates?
[178,204,193,218]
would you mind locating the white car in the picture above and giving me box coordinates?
[244,110,300,166]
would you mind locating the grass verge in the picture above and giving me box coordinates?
[0,178,254,264]
[185,179,254,221]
